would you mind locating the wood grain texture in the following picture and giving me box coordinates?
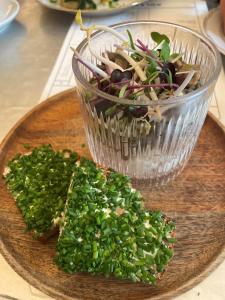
[0,89,225,300]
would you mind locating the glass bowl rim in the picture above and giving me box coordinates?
[73,20,222,107]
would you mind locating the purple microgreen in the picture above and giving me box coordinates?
[136,39,148,52]
[136,39,163,67]
[102,79,131,92]
[125,88,135,98]
[110,79,131,86]
[136,43,147,52]
[71,47,108,79]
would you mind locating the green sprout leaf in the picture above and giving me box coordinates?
[75,10,83,26]
[127,29,136,50]
[119,84,128,98]
[146,60,158,77]
[160,41,170,61]
[151,32,170,45]
[147,71,159,83]
[166,69,173,84]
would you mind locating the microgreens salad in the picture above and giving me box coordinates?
[73,13,201,121]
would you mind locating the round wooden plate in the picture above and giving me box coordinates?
[0,89,225,300]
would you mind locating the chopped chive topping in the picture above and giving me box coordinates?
[55,158,176,284]
[3,145,176,283]
[3,144,78,238]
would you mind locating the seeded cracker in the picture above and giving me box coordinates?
[55,157,176,284]
[3,145,78,238]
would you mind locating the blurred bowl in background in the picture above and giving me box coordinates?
[38,0,146,17]
[0,0,20,33]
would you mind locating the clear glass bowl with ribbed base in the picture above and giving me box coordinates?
[72,21,221,186]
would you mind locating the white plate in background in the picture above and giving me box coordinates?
[203,7,225,56]
[38,0,146,16]
[0,0,20,33]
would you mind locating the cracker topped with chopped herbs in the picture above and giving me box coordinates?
[55,158,175,284]
[3,145,176,284]
[3,145,78,238]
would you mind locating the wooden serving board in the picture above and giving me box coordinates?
[0,89,225,300]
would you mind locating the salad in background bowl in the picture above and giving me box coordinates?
[58,0,120,10]
[72,16,221,186]
[43,0,145,15]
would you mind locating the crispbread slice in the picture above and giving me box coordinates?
[3,144,78,239]
[55,157,176,284]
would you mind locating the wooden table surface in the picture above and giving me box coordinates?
[1,90,225,300]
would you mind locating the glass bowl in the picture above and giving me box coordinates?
[72,21,221,186]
